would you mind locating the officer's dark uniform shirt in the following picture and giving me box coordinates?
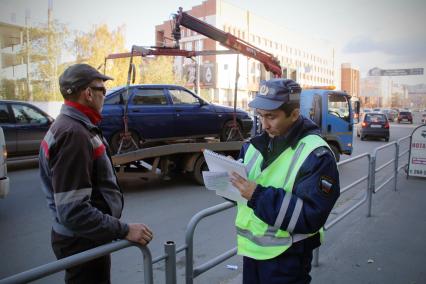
[238,115,340,253]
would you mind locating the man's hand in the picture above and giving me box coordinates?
[125,223,153,245]
[230,172,257,200]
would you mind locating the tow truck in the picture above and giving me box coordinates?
[107,7,359,184]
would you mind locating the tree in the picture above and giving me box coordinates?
[139,56,184,85]
[73,24,185,89]
[29,20,69,101]
[73,24,128,88]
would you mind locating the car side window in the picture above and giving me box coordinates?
[0,104,11,123]
[169,89,199,105]
[104,93,122,105]
[11,104,48,124]
[104,88,131,105]
[132,89,167,105]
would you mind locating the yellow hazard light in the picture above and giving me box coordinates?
[305,85,336,90]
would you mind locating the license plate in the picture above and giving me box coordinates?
[371,125,382,128]
[402,119,407,121]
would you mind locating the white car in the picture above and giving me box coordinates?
[0,127,10,198]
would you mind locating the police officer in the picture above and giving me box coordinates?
[230,78,340,283]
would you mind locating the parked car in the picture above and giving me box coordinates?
[397,111,413,124]
[421,111,426,124]
[100,84,253,153]
[0,127,9,198]
[0,100,54,157]
[357,112,390,141]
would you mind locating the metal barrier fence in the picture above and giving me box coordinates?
[0,136,412,284]
[0,240,153,284]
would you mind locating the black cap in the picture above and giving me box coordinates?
[248,79,302,110]
[59,64,113,96]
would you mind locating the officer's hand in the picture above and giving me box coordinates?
[125,223,153,245]
[230,172,257,200]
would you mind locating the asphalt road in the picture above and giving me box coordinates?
[0,122,421,283]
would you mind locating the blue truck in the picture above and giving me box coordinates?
[300,87,360,161]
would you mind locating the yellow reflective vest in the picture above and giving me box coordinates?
[236,134,330,260]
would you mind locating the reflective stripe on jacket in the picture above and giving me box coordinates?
[236,134,329,260]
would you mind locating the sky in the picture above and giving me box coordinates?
[1,0,426,85]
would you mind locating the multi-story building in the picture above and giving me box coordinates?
[392,83,409,108]
[155,0,337,110]
[360,76,393,108]
[341,63,359,98]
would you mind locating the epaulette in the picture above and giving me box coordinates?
[313,146,331,158]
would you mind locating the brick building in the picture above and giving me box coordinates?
[341,63,359,98]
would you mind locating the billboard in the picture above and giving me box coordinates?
[368,68,424,76]
[408,125,426,178]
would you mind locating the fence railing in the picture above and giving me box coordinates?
[0,240,153,284]
[0,136,412,284]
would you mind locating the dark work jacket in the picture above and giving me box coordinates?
[39,104,129,242]
[238,115,340,254]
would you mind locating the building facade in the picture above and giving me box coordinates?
[341,63,359,98]
[360,76,393,108]
[155,0,337,110]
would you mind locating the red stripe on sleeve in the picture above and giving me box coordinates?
[93,144,106,159]
[41,140,49,159]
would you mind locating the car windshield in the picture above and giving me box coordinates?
[365,114,386,122]
[399,112,411,115]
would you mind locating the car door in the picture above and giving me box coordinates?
[326,93,353,153]
[127,87,174,140]
[0,103,17,155]
[10,103,51,155]
[168,88,217,137]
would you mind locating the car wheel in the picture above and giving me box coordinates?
[220,121,243,141]
[361,135,365,141]
[329,144,340,162]
[110,131,140,154]
[193,155,208,185]
[385,137,389,142]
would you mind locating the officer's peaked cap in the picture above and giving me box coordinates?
[248,79,301,110]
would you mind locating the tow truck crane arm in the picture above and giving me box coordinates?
[172,7,282,77]
[105,47,237,60]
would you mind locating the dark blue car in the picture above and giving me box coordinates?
[0,100,54,157]
[101,84,253,153]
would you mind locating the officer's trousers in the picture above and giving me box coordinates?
[242,248,313,284]
[51,230,111,284]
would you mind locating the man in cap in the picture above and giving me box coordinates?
[230,78,340,283]
[39,64,153,283]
